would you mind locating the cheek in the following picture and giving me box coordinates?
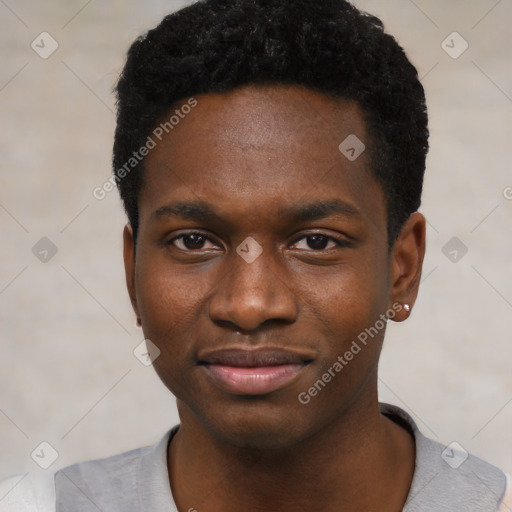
[134,256,205,386]
[138,274,196,332]
[300,257,389,333]
[298,261,389,386]
[135,247,204,325]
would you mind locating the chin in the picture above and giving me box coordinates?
[193,398,315,451]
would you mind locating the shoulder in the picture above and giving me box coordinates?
[0,428,178,512]
[0,473,55,512]
[54,428,177,511]
[409,433,507,511]
[380,403,509,512]
[53,443,150,503]
[0,447,148,512]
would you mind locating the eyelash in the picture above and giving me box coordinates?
[168,232,220,252]
[167,231,349,252]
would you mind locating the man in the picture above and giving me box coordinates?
[1,0,509,510]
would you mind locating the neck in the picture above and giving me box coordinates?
[168,390,415,512]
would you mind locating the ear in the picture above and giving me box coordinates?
[123,224,140,320]
[388,212,426,322]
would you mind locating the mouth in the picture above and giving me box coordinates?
[198,348,313,395]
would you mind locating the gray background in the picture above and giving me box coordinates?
[1,0,511,483]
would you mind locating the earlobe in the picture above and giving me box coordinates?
[123,224,139,319]
[388,212,426,322]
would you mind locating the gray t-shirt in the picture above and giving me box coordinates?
[1,403,509,511]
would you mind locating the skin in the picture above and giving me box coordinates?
[123,85,426,511]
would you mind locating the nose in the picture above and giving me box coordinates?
[208,246,298,333]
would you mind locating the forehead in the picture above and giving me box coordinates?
[139,85,386,232]
[159,85,367,156]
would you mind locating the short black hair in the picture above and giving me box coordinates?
[114,0,428,246]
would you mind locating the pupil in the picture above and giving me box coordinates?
[308,235,328,250]
[184,234,205,249]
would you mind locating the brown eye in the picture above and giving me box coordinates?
[170,233,218,251]
[306,235,330,250]
[292,235,338,251]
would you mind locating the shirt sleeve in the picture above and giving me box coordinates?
[0,473,56,512]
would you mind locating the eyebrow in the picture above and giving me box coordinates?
[152,201,218,222]
[278,200,362,222]
[151,199,361,223]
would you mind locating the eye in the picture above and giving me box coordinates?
[169,232,220,251]
[291,234,340,251]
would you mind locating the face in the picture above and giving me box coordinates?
[124,85,424,449]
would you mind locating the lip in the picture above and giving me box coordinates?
[199,348,314,395]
